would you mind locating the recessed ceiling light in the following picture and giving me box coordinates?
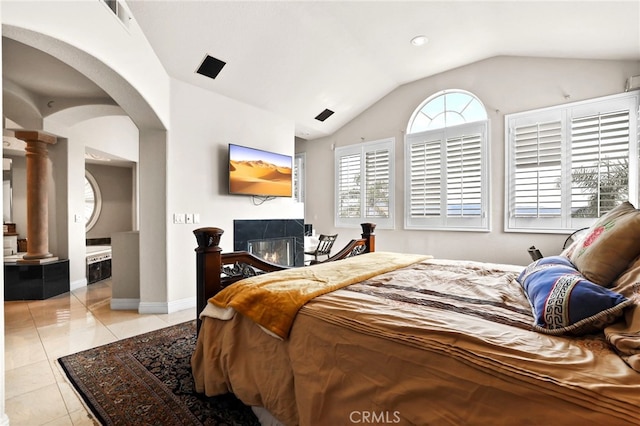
[410,35,428,46]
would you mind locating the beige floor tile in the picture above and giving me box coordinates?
[28,300,96,329]
[4,302,33,330]
[35,314,103,341]
[4,279,194,425]
[4,336,48,370]
[5,383,68,426]
[157,307,197,326]
[56,380,87,417]
[72,281,111,307]
[40,323,117,360]
[88,303,142,326]
[5,359,57,399]
[105,314,171,339]
[68,409,98,426]
[42,415,74,426]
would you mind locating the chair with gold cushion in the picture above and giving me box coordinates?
[304,234,338,265]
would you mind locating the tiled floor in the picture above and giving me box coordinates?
[4,279,196,425]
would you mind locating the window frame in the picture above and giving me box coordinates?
[505,91,639,233]
[293,152,305,203]
[404,121,490,231]
[85,170,102,232]
[334,137,395,229]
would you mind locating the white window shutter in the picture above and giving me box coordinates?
[512,120,562,218]
[506,91,639,233]
[446,133,483,217]
[364,149,391,218]
[405,122,489,231]
[570,110,630,218]
[408,136,441,217]
[337,152,361,219]
[335,138,394,228]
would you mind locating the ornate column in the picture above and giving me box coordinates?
[14,131,58,263]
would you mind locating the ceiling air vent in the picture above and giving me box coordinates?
[196,55,227,80]
[315,109,335,122]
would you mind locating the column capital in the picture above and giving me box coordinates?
[14,130,57,145]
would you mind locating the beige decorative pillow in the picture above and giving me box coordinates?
[567,202,640,287]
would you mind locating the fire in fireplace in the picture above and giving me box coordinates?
[247,237,295,266]
[234,219,305,267]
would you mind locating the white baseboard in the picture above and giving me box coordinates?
[168,297,196,313]
[110,298,140,310]
[138,301,168,314]
[137,297,196,314]
[70,278,87,291]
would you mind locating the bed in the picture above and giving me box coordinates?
[191,208,640,426]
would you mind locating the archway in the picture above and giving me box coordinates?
[2,24,169,311]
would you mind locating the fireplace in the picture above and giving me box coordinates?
[248,237,295,266]
[234,219,304,267]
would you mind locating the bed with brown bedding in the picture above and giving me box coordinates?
[191,208,640,426]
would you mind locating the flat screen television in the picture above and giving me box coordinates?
[228,143,293,197]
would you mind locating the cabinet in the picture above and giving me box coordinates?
[5,259,70,300]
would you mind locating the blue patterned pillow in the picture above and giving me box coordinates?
[517,256,633,335]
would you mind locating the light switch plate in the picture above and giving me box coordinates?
[173,213,185,224]
[185,213,194,224]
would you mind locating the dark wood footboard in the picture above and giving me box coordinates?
[193,223,376,331]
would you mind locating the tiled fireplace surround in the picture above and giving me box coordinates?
[233,219,305,267]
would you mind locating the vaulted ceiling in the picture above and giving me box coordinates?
[3,1,640,141]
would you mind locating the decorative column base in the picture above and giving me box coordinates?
[17,256,59,265]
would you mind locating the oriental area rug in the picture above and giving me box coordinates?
[58,320,260,426]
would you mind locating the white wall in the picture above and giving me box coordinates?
[75,115,139,163]
[299,56,640,266]
[85,163,134,239]
[2,1,170,129]
[166,78,303,305]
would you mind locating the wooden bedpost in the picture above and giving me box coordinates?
[193,227,224,333]
[193,224,377,333]
[361,222,376,253]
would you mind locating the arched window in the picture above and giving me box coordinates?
[405,90,489,231]
[85,171,102,231]
[408,90,487,133]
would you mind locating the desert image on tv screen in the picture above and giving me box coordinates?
[229,144,292,197]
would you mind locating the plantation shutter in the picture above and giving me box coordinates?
[405,122,488,230]
[408,136,441,217]
[506,91,639,232]
[364,148,390,218]
[447,134,482,217]
[512,120,562,218]
[570,110,630,218]
[335,138,394,228]
[337,152,361,219]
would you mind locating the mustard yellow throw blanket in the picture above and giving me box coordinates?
[206,252,431,339]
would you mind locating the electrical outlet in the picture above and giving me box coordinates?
[173,213,185,224]
[185,213,194,224]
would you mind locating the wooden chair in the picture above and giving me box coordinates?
[304,234,338,264]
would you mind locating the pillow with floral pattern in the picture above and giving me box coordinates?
[565,202,640,287]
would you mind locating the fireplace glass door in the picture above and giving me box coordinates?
[247,237,295,266]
